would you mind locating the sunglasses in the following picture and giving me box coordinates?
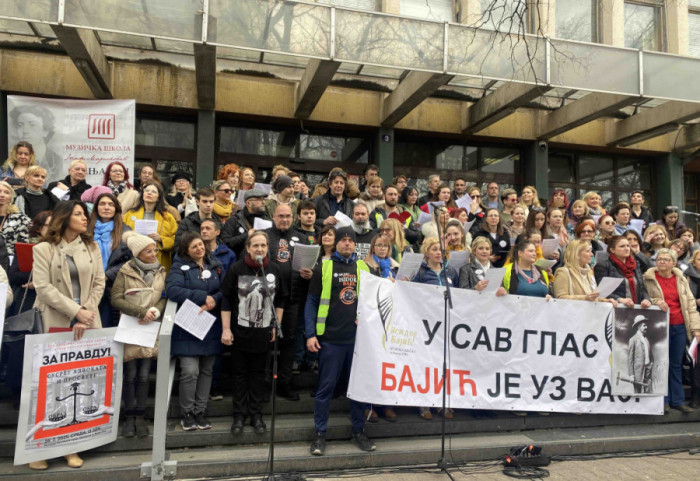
[218,189,233,194]
[580,229,595,234]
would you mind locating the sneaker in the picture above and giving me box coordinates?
[209,388,223,401]
[351,431,376,452]
[195,412,211,430]
[310,432,326,456]
[437,408,454,419]
[181,412,196,431]
[419,407,432,420]
[383,407,397,422]
[671,404,694,414]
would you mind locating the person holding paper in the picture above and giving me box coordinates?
[459,236,493,291]
[111,231,167,437]
[89,193,133,327]
[46,158,92,202]
[32,200,106,469]
[546,208,569,247]
[444,219,470,260]
[610,202,632,235]
[221,188,270,257]
[474,209,510,268]
[553,239,617,305]
[313,170,355,229]
[174,187,223,250]
[379,218,413,263]
[123,182,178,273]
[594,236,652,308]
[14,165,57,220]
[643,248,700,412]
[166,171,197,217]
[220,231,285,435]
[166,231,224,432]
[630,191,655,230]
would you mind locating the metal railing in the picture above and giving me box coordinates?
[139,300,178,481]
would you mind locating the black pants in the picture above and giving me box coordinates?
[278,302,299,386]
[232,346,268,418]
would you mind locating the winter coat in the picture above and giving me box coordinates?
[174,211,223,250]
[265,195,300,225]
[14,187,58,220]
[553,265,605,301]
[458,258,490,290]
[475,229,511,268]
[221,207,270,257]
[47,176,91,201]
[411,261,459,286]
[313,191,354,228]
[104,241,134,289]
[166,254,224,356]
[212,242,236,273]
[111,260,168,320]
[33,238,106,331]
[123,207,178,272]
[0,212,31,256]
[631,206,654,231]
[117,188,140,214]
[643,267,700,342]
[593,256,649,302]
[685,264,700,308]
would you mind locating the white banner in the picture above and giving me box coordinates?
[14,329,123,465]
[348,273,663,415]
[7,96,135,186]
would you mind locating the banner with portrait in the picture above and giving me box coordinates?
[348,273,664,415]
[7,96,135,186]
[14,329,123,465]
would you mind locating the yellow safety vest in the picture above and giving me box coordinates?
[316,259,369,336]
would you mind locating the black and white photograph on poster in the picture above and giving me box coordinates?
[14,329,123,465]
[611,307,669,397]
[237,275,276,328]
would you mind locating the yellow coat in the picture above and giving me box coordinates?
[123,207,177,272]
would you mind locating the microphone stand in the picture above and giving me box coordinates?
[429,205,455,480]
[256,256,298,481]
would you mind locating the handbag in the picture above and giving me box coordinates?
[4,273,44,341]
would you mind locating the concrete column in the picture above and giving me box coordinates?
[380,0,400,14]
[529,0,555,36]
[456,0,482,25]
[375,127,394,185]
[523,141,549,196]
[655,153,684,214]
[196,110,216,188]
[0,92,7,162]
[666,0,689,55]
[599,0,625,47]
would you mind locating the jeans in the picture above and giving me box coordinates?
[178,355,215,415]
[314,342,365,435]
[667,324,687,407]
[123,358,152,415]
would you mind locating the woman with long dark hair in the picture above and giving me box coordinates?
[317,225,336,261]
[475,208,510,267]
[398,185,421,224]
[656,206,685,241]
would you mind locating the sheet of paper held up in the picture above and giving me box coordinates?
[481,268,506,293]
[629,219,645,236]
[534,258,557,270]
[50,186,70,201]
[334,211,353,228]
[395,253,424,281]
[595,277,624,299]
[254,183,271,194]
[689,338,698,367]
[594,250,608,265]
[174,299,217,341]
[114,314,160,348]
[292,244,320,271]
[447,250,470,271]
[134,219,158,235]
[253,218,273,231]
[541,238,560,258]
[417,210,433,226]
[455,194,472,214]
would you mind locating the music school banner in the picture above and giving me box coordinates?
[348,273,663,415]
[7,96,135,186]
[14,329,123,465]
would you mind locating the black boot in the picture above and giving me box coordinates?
[251,415,266,434]
[134,415,149,437]
[230,416,244,435]
[276,382,300,401]
[122,415,135,437]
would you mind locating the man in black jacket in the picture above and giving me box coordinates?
[313,170,354,228]
[265,204,312,401]
[174,187,221,249]
[221,189,269,257]
[417,173,440,207]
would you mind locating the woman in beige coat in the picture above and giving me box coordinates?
[553,239,617,306]
[31,200,105,470]
[643,248,700,413]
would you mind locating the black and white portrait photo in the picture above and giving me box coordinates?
[611,307,669,396]
[237,275,276,328]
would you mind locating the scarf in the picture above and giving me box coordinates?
[93,220,114,270]
[332,251,357,264]
[213,200,233,222]
[108,180,129,196]
[132,257,160,285]
[245,253,269,269]
[609,254,638,303]
[373,255,394,279]
[25,187,45,196]
[515,262,541,284]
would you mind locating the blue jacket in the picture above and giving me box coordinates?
[213,242,236,273]
[411,261,459,287]
[166,254,224,356]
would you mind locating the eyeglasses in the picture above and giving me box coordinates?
[217,189,233,194]
[580,229,595,234]
[472,195,481,198]
[375,244,389,248]
[656,258,674,263]
[380,228,392,232]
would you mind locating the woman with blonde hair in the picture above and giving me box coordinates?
[583,191,606,216]
[239,166,256,191]
[47,158,91,201]
[567,199,590,234]
[421,206,450,242]
[379,218,411,263]
[554,239,617,305]
[459,236,493,291]
[14,165,57,219]
[444,219,470,260]
[0,181,31,256]
[518,185,541,218]
[211,179,238,222]
[643,223,669,263]
[2,140,36,183]
[359,176,385,212]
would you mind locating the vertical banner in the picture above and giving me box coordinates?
[14,329,123,465]
[7,96,135,186]
[349,273,664,415]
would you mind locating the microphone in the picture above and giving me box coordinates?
[255,255,263,265]
[681,210,700,217]
[429,202,443,210]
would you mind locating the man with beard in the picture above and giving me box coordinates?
[628,315,654,394]
[452,177,468,200]
[350,201,376,260]
[221,189,270,257]
[369,185,403,229]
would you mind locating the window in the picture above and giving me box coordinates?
[400,0,454,22]
[317,0,377,11]
[690,2,700,58]
[624,2,662,51]
[555,0,597,42]
[480,0,529,33]
[135,118,195,149]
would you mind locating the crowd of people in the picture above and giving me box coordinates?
[2,141,700,467]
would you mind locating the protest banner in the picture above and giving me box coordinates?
[14,329,123,465]
[7,96,135,186]
[348,272,663,415]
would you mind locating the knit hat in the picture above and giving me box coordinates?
[123,230,156,257]
[81,185,112,204]
[170,171,192,184]
[334,226,356,247]
[272,174,293,194]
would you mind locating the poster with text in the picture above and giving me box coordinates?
[7,96,135,186]
[14,329,122,465]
